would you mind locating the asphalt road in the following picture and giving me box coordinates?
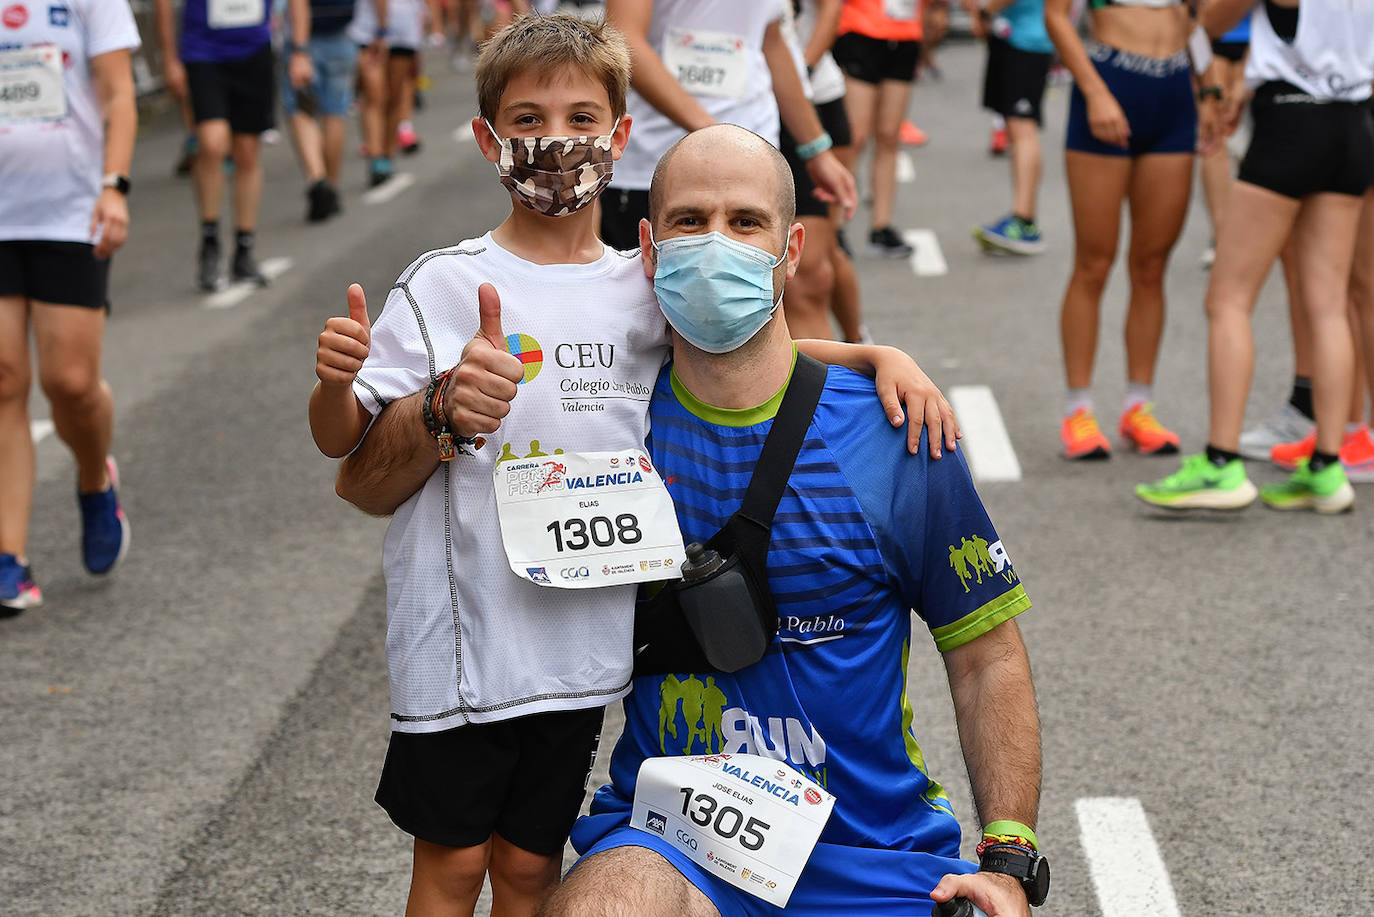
[2,38,1371,917]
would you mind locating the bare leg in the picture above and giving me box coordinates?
[870,79,912,231]
[386,54,416,159]
[785,215,837,340]
[33,302,112,493]
[488,834,561,917]
[358,47,388,159]
[1122,153,1193,387]
[1278,240,1313,378]
[538,846,718,917]
[406,837,490,917]
[289,111,326,183]
[1060,151,1132,391]
[1205,182,1300,450]
[1349,190,1374,422]
[322,115,347,186]
[231,133,263,232]
[1006,116,1041,220]
[1291,192,1363,455]
[0,296,34,559]
[194,118,232,222]
[829,231,864,341]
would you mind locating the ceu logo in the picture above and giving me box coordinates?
[504,332,543,384]
[560,566,591,581]
[948,535,1016,593]
[675,829,698,850]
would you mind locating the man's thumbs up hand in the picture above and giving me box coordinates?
[446,283,527,438]
[316,283,373,387]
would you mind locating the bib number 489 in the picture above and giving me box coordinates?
[679,787,770,851]
[545,513,642,553]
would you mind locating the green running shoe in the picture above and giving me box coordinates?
[1135,453,1258,510]
[1259,459,1355,514]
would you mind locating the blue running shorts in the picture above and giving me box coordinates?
[1066,42,1197,157]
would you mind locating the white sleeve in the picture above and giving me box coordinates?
[353,284,433,417]
[82,0,142,58]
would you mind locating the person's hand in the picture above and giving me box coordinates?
[89,188,128,259]
[803,149,857,220]
[1085,90,1130,149]
[968,7,988,40]
[1196,94,1221,155]
[444,283,525,438]
[316,283,372,388]
[930,871,1030,917]
[1221,81,1248,136]
[288,50,314,90]
[163,57,188,101]
[872,345,960,458]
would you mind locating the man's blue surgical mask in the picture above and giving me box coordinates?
[651,230,789,354]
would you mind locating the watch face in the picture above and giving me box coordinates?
[1028,856,1050,907]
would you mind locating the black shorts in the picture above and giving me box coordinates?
[374,707,604,855]
[186,44,277,135]
[1238,82,1374,199]
[0,240,110,310]
[1210,40,1248,63]
[831,32,921,85]
[599,187,650,251]
[781,98,854,218]
[981,35,1052,124]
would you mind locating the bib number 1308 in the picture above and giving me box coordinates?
[545,513,642,553]
[679,787,770,851]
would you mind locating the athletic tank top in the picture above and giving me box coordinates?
[1245,0,1374,102]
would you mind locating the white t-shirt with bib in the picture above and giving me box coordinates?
[353,234,671,733]
[1245,0,1374,102]
[613,0,786,191]
[348,0,423,50]
[0,1,140,243]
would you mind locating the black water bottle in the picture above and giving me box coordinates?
[680,543,725,582]
[932,899,989,917]
[676,542,767,673]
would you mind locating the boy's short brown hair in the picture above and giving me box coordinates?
[476,14,632,122]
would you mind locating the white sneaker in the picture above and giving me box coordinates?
[1239,403,1314,461]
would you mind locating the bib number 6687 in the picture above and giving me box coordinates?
[678,787,770,851]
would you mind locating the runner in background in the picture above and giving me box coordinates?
[350,0,437,186]
[832,0,925,259]
[1044,0,1218,460]
[0,0,140,612]
[155,0,279,292]
[967,0,1053,256]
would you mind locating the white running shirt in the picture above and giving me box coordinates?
[354,234,671,732]
[1245,0,1374,101]
[796,0,847,105]
[0,1,140,243]
[613,0,787,191]
[348,0,423,50]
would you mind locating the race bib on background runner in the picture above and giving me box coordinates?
[884,0,918,19]
[662,28,750,100]
[631,754,836,908]
[494,450,686,588]
[0,46,67,123]
[208,0,266,29]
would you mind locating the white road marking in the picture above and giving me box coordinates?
[362,171,415,205]
[948,385,1021,483]
[203,257,294,310]
[1077,797,1183,917]
[902,229,948,277]
[896,151,916,184]
[31,419,55,444]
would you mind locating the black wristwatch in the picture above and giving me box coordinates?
[101,173,131,196]
[978,845,1050,907]
[289,42,309,54]
[1197,85,1223,102]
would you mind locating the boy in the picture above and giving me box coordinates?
[309,15,955,915]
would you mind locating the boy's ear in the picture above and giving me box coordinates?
[610,114,633,162]
[473,116,501,165]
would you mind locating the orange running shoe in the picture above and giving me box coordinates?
[1062,408,1111,460]
[1273,426,1374,481]
[1119,402,1180,454]
[989,126,1009,156]
[899,120,928,147]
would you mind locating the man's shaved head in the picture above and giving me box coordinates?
[649,125,796,240]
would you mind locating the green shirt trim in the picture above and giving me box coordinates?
[930,585,1031,653]
[669,346,799,427]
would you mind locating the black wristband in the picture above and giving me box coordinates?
[1197,85,1223,101]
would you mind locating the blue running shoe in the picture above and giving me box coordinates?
[0,553,41,612]
[973,214,1045,255]
[79,457,129,575]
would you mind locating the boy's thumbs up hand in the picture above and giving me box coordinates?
[316,283,373,387]
[446,283,527,438]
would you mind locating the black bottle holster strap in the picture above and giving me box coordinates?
[632,355,827,676]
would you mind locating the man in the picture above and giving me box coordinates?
[155,0,278,290]
[599,0,857,252]
[541,125,1044,917]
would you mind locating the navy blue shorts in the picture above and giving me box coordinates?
[1066,42,1196,158]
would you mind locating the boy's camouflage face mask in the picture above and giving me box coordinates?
[485,120,618,217]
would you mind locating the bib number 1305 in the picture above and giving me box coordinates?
[679,787,769,851]
[545,513,642,553]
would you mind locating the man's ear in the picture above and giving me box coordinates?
[784,221,805,281]
[610,113,633,162]
[639,218,655,279]
[473,116,500,164]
